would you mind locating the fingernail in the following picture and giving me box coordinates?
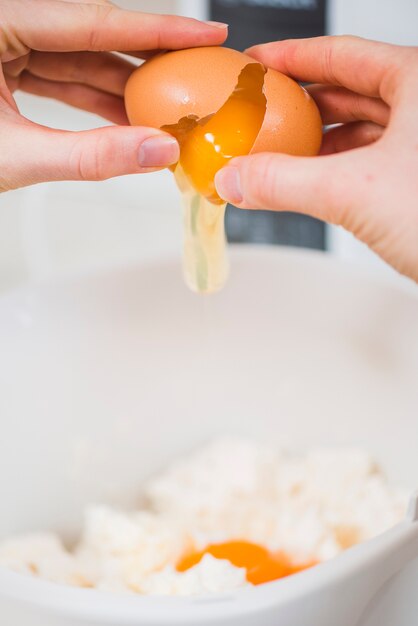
[138,136,179,168]
[215,167,243,205]
[204,20,229,29]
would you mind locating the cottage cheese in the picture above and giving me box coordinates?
[0,439,408,596]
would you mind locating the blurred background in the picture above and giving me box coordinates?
[0,0,417,293]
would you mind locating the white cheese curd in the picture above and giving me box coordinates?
[0,439,409,596]
[0,533,91,588]
[136,555,247,596]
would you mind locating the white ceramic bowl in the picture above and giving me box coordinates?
[0,247,417,626]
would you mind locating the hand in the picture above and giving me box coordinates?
[0,0,227,192]
[215,36,418,283]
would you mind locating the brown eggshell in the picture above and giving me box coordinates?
[125,47,260,128]
[125,46,323,157]
[251,69,323,156]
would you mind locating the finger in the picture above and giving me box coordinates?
[2,53,31,78]
[18,71,128,124]
[4,74,19,93]
[320,121,385,155]
[246,36,406,103]
[214,150,373,226]
[3,1,228,55]
[0,122,180,191]
[307,84,391,127]
[25,51,134,97]
[0,65,19,109]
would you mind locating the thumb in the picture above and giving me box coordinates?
[215,151,368,227]
[1,121,179,191]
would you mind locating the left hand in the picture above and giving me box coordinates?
[0,0,227,191]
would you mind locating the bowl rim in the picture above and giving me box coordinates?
[0,519,417,623]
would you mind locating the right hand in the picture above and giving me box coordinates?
[215,36,418,283]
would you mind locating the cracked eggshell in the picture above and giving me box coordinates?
[251,69,323,156]
[125,47,255,128]
[125,46,322,157]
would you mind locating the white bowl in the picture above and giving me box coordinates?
[0,246,417,626]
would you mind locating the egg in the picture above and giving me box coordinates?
[125,46,323,294]
[125,46,322,172]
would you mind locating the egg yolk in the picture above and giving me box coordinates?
[178,63,267,205]
[177,541,315,585]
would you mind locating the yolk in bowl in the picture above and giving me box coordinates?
[177,540,316,585]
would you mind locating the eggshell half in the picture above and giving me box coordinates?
[251,69,323,156]
[125,47,259,128]
[125,46,322,157]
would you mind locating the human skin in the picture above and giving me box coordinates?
[0,0,227,191]
[215,36,418,283]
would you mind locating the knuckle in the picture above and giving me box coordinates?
[3,52,31,78]
[67,52,86,82]
[350,92,365,121]
[69,132,110,182]
[86,3,117,50]
[322,40,339,86]
[280,39,300,76]
[0,1,29,61]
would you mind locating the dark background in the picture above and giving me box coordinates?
[210,0,327,250]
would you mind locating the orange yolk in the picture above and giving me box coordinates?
[179,64,266,205]
[177,541,315,585]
